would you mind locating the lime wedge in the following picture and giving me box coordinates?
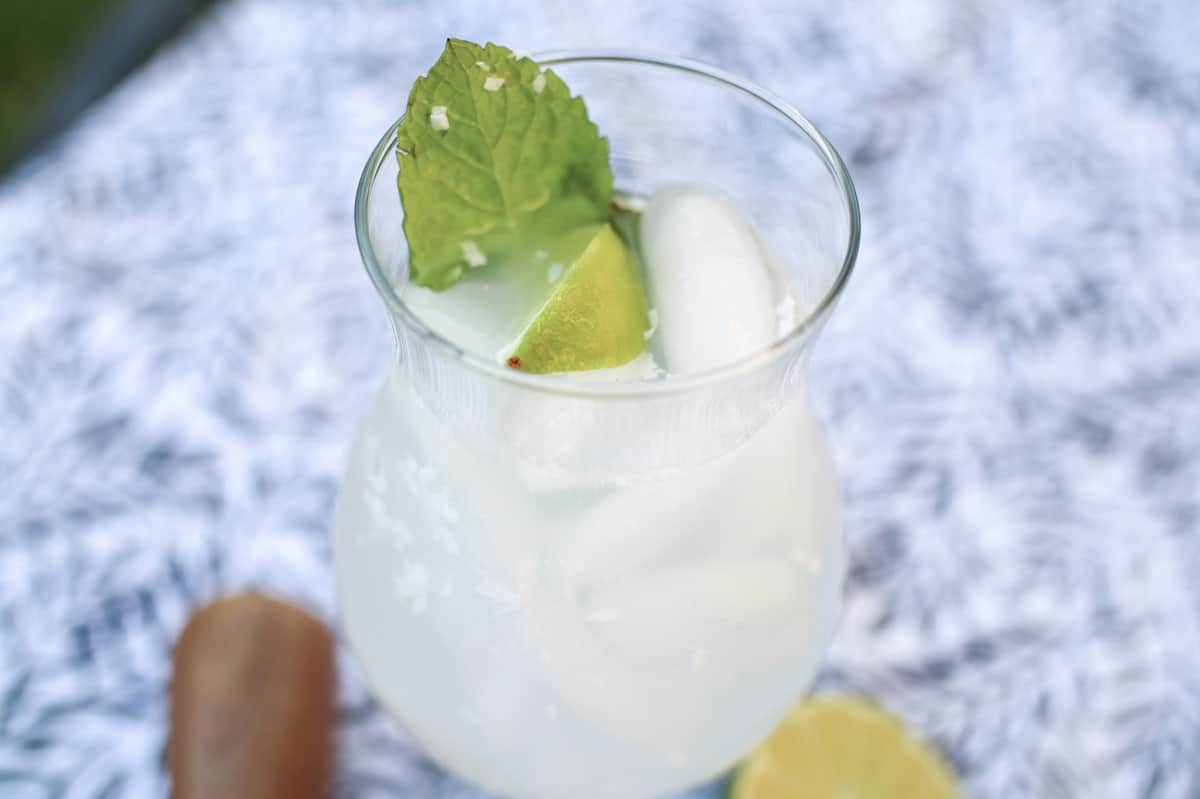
[729,697,961,799]
[507,224,650,374]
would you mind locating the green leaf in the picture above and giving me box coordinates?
[397,39,613,291]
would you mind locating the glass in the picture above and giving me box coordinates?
[335,50,860,799]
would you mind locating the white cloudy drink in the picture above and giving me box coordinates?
[334,368,841,798]
[336,187,843,798]
[337,41,859,799]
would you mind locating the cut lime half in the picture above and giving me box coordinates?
[729,697,961,799]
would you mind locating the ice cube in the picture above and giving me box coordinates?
[404,282,506,359]
[553,469,724,594]
[519,592,706,744]
[640,187,777,373]
[580,559,803,654]
[402,238,588,365]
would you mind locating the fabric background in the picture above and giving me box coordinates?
[2,0,1198,796]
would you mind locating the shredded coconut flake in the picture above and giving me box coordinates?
[392,561,429,615]
[483,76,505,91]
[429,106,449,131]
[547,262,564,283]
[474,60,490,70]
[531,73,546,93]
[644,307,659,340]
[460,240,487,268]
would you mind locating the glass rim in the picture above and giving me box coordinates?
[354,48,861,399]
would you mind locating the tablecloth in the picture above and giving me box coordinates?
[2,0,1198,796]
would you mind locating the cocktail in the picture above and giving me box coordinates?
[334,42,860,798]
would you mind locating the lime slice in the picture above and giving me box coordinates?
[729,697,961,799]
[507,223,650,374]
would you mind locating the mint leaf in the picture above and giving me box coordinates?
[397,39,613,291]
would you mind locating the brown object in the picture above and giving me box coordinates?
[168,592,336,799]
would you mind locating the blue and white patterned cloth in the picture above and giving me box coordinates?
[2,1,1198,796]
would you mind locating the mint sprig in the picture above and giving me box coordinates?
[397,39,613,291]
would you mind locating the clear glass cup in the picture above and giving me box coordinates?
[335,50,860,799]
